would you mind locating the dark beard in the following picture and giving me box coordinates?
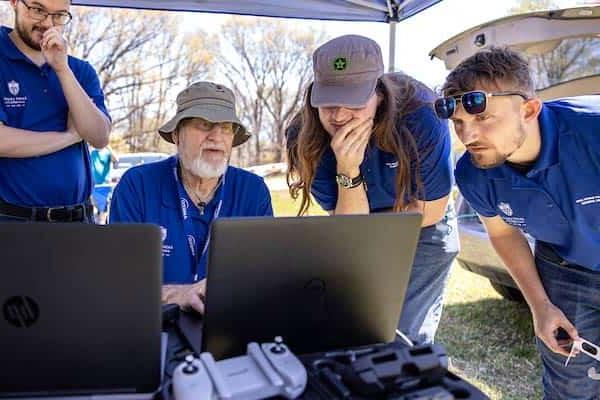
[470,152,506,169]
[15,19,43,51]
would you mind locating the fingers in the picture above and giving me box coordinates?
[41,29,65,52]
[187,293,205,315]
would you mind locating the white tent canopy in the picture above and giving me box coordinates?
[69,0,443,71]
[70,0,441,23]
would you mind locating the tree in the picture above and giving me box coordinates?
[215,17,325,165]
[63,8,215,152]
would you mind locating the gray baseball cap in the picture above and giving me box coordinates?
[311,35,384,108]
[158,81,250,147]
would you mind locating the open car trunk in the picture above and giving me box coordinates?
[429,5,600,100]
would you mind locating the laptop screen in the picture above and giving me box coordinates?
[202,213,421,359]
[0,223,162,397]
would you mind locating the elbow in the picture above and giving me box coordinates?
[89,120,111,149]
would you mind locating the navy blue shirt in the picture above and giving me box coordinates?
[109,156,274,284]
[0,26,110,207]
[455,96,600,271]
[312,104,453,211]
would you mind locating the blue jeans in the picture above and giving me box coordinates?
[397,211,459,344]
[535,243,600,400]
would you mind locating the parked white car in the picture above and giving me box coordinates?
[108,152,170,183]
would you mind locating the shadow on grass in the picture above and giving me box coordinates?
[437,298,543,400]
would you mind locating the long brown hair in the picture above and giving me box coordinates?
[287,72,428,216]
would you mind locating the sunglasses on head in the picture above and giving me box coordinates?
[434,90,529,119]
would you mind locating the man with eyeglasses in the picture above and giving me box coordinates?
[110,81,273,314]
[0,0,111,222]
[437,47,599,399]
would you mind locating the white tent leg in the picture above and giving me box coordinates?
[388,21,397,72]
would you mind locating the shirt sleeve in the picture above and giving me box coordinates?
[78,60,111,122]
[257,180,274,216]
[454,155,498,217]
[310,149,338,212]
[405,105,453,201]
[109,169,144,222]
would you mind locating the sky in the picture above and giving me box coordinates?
[180,0,591,89]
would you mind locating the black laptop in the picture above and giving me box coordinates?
[202,213,422,359]
[0,223,163,399]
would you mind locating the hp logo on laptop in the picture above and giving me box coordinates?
[3,296,40,327]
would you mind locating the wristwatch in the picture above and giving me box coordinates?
[335,173,364,189]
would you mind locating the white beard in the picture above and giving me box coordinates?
[185,154,228,178]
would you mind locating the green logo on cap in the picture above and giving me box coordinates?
[333,57,347,71]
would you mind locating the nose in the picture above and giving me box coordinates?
[330,107,351,123]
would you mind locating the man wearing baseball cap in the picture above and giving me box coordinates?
[286,35,458,344]
[110,81,273,314]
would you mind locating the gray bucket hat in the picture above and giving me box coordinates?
[311,35,384,108]
[158,81,250,147]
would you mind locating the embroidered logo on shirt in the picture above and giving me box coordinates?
[498,202,513,216]
[3,80,27,109]
[160,226,167,242]
[8,80,19,96]
[385,161,399,168]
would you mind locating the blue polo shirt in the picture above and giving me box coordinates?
[455,96,600,271]
[312,103,453,211]
[109,156,274,284]
[0,26,110,207]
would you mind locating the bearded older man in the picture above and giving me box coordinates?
[110,81,273,314]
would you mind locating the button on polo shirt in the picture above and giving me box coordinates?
[456,96,600,271]
[312,103,453,211]
[109,157,274,283]
[0,26,111,207]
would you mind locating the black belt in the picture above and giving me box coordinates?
[534,241,587,271]
[0,199,92,222]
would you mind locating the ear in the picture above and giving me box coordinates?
[172,130,180,146]
[522,97,542,123]
[9,0,18,9]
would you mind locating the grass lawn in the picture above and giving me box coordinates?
[270,187,542,400]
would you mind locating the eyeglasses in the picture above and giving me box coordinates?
[19,0,73,26]
[434,90,529,119]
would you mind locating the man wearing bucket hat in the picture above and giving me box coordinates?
[286,35,458,344]
[110,81,273,314]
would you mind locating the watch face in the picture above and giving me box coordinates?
[335,174,352,188]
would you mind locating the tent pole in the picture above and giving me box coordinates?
[388,21,397,72]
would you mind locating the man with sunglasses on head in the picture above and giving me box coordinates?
[0,0,111,223]
[437,47,599,399]
[110,81,273,315]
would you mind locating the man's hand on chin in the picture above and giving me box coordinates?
[162,279,207,315]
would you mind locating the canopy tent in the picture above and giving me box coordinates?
[68,0,443,71]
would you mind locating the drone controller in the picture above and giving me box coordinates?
[172,336,307,400]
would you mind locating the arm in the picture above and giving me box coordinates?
[406,195,449,227]
[331,118,372,215]
[0,121,81,158]
[55,67,110,148]
[481,215,579,356]
[42,28,110,149]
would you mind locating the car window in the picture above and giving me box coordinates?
[527,36,600,90]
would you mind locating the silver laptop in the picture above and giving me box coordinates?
[202,213,422,360]
[0,223,163,399]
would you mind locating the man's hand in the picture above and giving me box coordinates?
[162,280,207,314]
[41,27,68,72]
[532,300,580,356]
[330,118,373,176]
